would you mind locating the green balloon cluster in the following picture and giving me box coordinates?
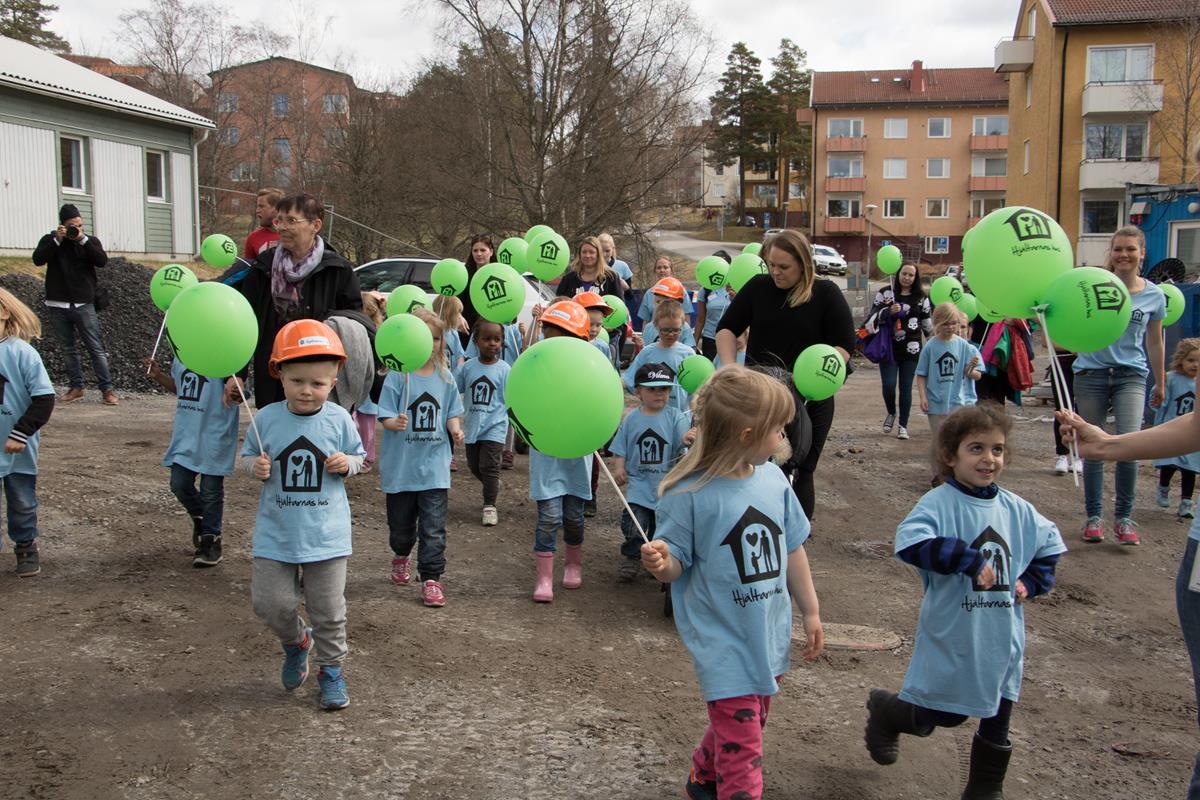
[930,275,964,307]
[1040,267,1132,353]
[496,237,528,273]
[431,258,468,297]
[524,224,554,244]
[1161,283,1186,327]
[602,295,628,330]
[742,242,762,256]
[792,344,846,401]
[506,337,624,458]
[150,264,198,312]
[200,234,238,269]
[976,298,1006,323]
[677,354,715,394]
[375,313,434,373]
[165,282,257,378]
[876,245,902,275]
[470,263,526,323]
[964,206,1073,318]
[695,256,730,291]
[526,229,570,282]
[387,284,431,317]
[957,293,978,322]
[728,253,767,292]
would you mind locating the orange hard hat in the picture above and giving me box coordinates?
[269,319,347,377]
[651,276,685,301]
[540,300,590,339]
[574,290,610,312]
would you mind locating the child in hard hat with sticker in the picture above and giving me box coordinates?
[574,290,613,360]
[241,319,366,711]
[640,277,697,349]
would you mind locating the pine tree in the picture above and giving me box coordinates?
[767,39,811,224]
[709,42,771,222]
[0,0,71,53]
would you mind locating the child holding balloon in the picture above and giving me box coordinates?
[378,308,465,607]
[1155,338,1200,519]
[640,366,822,800]
[455,319,511,526]
[623,301,694,415]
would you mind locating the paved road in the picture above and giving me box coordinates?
[655,229,849,291]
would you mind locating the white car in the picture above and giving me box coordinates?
[813,244,847,276]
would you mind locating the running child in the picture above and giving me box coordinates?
[864,404,1066,799]
[624,300,695,414]
[1155,337,1200,519]
[916,302,983,437]
[640,277,697,349]
[455,319,510,527]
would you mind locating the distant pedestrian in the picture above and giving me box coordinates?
[243,187,282,260]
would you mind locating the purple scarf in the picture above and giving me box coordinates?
[271,236,325,315]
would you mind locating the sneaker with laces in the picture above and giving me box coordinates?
[482,506,499,526]
[1055,455,1070,475]
[882,414,895,434]
[1180,499,1196,520]
[318,665,349,710]
[422,579,446,607]
[1082,517,1104,543]
[617,557,639,583]
[1158,485,1171,508]
[1115,518,1141,546]
[281,627,313,690]
[896,426,909,440]
[390,556,412,586]
[193,534,222,567]
[14,541,40,577]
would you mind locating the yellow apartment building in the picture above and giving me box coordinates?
[998,0,1197,265]
[808,61,1009,267]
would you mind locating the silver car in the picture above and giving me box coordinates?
[812,244,847,276]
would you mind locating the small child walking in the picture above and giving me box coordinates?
[354,291,385,471]
[378,308,465,607]
[916,302,983,437]
[1155,337,1200,519]
[242,320,365,710]
[958,309,982,406]
[624,300,695,415]
[641,366,823,800]
[864,404,1066,798]
[640,277,698,349]
[455,319,511,527]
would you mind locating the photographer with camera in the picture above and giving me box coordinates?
[32,204,117,405]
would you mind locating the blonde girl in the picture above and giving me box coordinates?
[355,292,386,470]
[557,236,622,298]
[1154,338,1200,518]
[433,295,466,369]
[915,302,982,440]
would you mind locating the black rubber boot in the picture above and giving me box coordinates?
[961,734,1011,799]
[864,689,933,765]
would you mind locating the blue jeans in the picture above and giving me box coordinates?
[619,503,656,559]
[534,495,585,553]
[169,464,224,536]
[386,490,448,581]
[0,472,37,545]
[880,358,917,427]
[1074,367,1146,520]
[1175,538,1200,799]
[47,304,112,391]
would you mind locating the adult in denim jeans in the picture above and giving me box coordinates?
[870,264,932,441]
[1072,226,1166,546]
[31,204,116,405]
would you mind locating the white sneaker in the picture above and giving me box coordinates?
[1054,455,1069,475]
[896,426,909,440]
[482,506,498,526]
[1072,458,1084,473]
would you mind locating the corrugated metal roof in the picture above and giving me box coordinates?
[1045,0,1198,25]
[0,36,214,129]
[811,66,1008,107]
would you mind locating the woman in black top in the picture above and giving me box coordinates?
[459,233,497,346]
[556,236,623,298]
[868,263,931,440]
[717,229,855,518]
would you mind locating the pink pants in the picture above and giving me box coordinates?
[354,411,376,464]
[692,692,773,800]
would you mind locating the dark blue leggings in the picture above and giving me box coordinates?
[880,358,918,427]
[915,697,1013,746]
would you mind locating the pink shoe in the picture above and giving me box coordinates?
[533,552,554,602]
[450,457,458,472]
[390,556,412,585]
[563,544,583,589]
[421,580,446,607]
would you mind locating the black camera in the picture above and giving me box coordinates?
[65,224,79,238]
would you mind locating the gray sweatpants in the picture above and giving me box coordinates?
[251,556,348,667]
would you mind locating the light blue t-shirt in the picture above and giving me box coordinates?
[642,321,697,349]
[445,329,466,368]
[377,369,464,492]
[638,289,694,322]
[655,463,810,701]
[610,406,691,509]
[240,401,365,563]
[960,343,982,405]
[0,337,53,476]
[701,289,732,340]
[1153,371,1200,472]
[1073,282,1166,376]
[162,358,240,476]
[916,335,976,415]
[454,358,510,445]
[529,449,592,502]
[466,323,524,366]
[895,484,1066,717]
[357,395,379,416]
[713,351,747,369]
[623,341,695,414]
[591,338,611,359]
[611,258,633,282]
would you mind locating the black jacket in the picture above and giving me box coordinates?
[240,242,362,407]
[32,233,107,304]
[556,270,623,299]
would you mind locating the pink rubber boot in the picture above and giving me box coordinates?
[563,544,583,589]
[533,552,555,602]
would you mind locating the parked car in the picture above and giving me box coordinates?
[764,228,785,239]
[812,244,848,276]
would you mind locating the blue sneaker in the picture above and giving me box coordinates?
[281,628,312,690]
[318,665,349,710]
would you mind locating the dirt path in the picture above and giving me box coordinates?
[1,365,1196,799]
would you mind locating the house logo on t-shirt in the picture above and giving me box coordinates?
[178,370,204,403]
[1177,391,1195,417]
[408,392,440,433]
[276,435,326,493]
[936,352,958,380]
[721,507,784,585]
[470,375,496,407]
[1131,309,1145,325]
[968,526,1012,593]
[637,428,669,466]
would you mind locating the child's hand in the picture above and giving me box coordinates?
[966,355,980,374]
[531,303,545,319]
[613,466,627,486]
[4,438,26,454]
[451,428,465,445]
[641,540,670,576]
[976,562,996,590]
[683,428,697,447]
[800,615,824,662]
[920,397,929,413]
[143,357,163,378]
[326,452,349,475]
[382,415,408,432]
[223,377,242,409]
[1015,578,1029,603]
[518,322,527,337]
[253,452,271,481]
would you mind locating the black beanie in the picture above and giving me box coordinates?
[59,203,80,223]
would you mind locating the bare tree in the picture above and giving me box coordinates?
[1148,4,1200,183]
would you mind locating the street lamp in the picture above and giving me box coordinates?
[864,203,878,283]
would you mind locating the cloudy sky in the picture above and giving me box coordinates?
[50,0,1021,88]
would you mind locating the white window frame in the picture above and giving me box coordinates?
[1023,139,1031,174]
[826,195,862,218]
[218,127,239,146]
[1025,76,1032,108]
[971,196,1006,217]
[973,115,1009,136]
[1027,4,1036,37]
[884,118,908,139]
[883,158,907,179]
[60,134,86,193]
[827,117,864,138]
[927,158,950,179]
[883,198,906,218]
[827,156,863,178]
[1085,122,1149,161]
[216,92,238,113]
[1087,44,1154,84]
[1081,199,1123,235]
[971,155,1008,177]
[323,93,348,114]
[925,235,950,255]
[145,149,167,202]
[927,117,951,138]
[926,198,949,218]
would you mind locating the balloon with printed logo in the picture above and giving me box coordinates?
[601,294,628,330]
[387,284,431,317]
[374,312,434,373]
[200,233,238,269]
[430,258,469,297]
[963,206,1073,318]
[956,292,978,322]
[727,252,768,292]
[165,282,257,378]
[743,242,762,256]
[150,264,198,311]
[677,354,716,394]
[976,297,1006,323]
[1038,267,1132,353]
[1161,283,1186,327]
[524,224,554,244]
[506,337,624,458]
[876,245,902,275]
[526,229,570,282]
[930,275,964,307]
[496,237,528,273]
[695,256,730,291]
[792,344,846,401]
[469,263,526,324]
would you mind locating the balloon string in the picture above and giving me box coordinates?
[147,315,167,373]
[403,372,410,418]
[1033,308,1080,489]
[594,451,649,544]
[234,376,266,457]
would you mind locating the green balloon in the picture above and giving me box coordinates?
[962,225,977,255]
[387,284,431,317]
[1162,283,1186,327]
[375,313,434,373]
[1040,267,1132,353]
[526,230,570,282]
[696,256,730,291]
[524,224,554,244]
[470,263,526,323]
[743,242,762,256]
[976,298,1006,323]
[964,206,1073,318]
[430,258,468,297]
[728,253,768,292]
[201,233,237,269]
[792,344,846,401]
[677,354,715,394]
[601,295,628,330]
[596,328,610,344]
[930,275,964,307]
[165,282,256,378]
[506,336,624,458]
[956,292,978,322]
[150,263,198,311]
[496,237,528,273]
[876,245,902,275]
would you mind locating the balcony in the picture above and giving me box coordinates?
[1078,158,1159,190]
[994,38,1034,72]
[825,216,866,234]
[968,176,1008,191]
[825,176,866,192]
[970,134,1008,151]
[1082,81,1164,116]
[827,136,866,152]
